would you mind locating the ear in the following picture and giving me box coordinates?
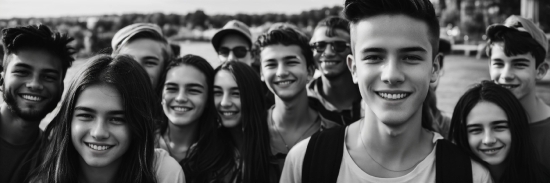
[346,54,357,84]
[535,61,549,80]
[430,53,443,83]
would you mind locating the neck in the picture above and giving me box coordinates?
[0,103,40,145]
[320,72,360,106]
[520,92,550,123]
[79,158,120,183]
[167,121,199,148]
[487,162,508,182]
[361,103,429,160]
[272,91,315,128]
[228,125,244,150]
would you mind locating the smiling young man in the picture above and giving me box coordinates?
[0,24,75,183]
[212,20,255,69]
[256,27,339,172]
[308,16,362,126]
[280,0,492,182]
[112,23,173,93]
[486,15,550,171]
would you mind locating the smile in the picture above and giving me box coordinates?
[499,84,519,89]
[85,143,114,151]
[479,146,504,155]
[20,94,44,102]
[172,107,191,112]
[220,111,238,116]
[376,92,411,100]
[322,61,340,66]
[275,80,295,86]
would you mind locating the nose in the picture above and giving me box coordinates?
[500,66,515,82]
[220,93,232,108]
[323,44,336,57]
[276,64,289,78]
[175,90,188,103]
[380,59,405,85]
[26,75,44,91]
[482,131,497,146]
[227,51,237,62]
[90,120,110,140]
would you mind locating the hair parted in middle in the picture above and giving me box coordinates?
[256,27,316,75]
[449,80,550,182]
[158,54,234,183]
[342,0,440,56]
[30,54,159,183]
[214,61,273,182]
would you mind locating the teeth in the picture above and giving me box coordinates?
[323,61,338,66]
[21,94,42,101]
[173,107,190,112]
[378,92,408,100]
[277,81,292,85]
[222,112,236,116]
[87,143,112,151]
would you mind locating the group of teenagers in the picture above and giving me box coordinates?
[1,0,550,182]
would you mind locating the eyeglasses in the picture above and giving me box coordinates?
[310,41,350,53]
[218,46,249,58]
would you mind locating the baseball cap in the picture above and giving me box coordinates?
[211,20,252,52]
[111,23,165,51]
[486,15,548,52]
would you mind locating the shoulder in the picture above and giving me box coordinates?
[154,148,186,183]
[280,138,311,183]
[470,160,493,183]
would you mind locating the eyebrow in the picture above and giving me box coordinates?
[142,56,160,61]
[398,47,427,53]
[187,83,205,88]
[466,120,508,128]
[74,106,125,115]
[283,55,301,61]
[511,58,531,63]
[360,48,386,53]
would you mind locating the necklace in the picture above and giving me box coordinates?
[271,110,320,151]
[358,119,423,172]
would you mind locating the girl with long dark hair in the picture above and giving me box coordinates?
[29,55,184,183]
[213,61,278,182]
[449,80,549,182]
[156,54,233,182]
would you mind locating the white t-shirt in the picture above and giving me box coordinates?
[280,128,493,183]
[154,148,186,183]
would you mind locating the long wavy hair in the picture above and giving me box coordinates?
[30,55,159,183]
[449,80,549,182]
[158,54,233,183]
[214,61,272,182]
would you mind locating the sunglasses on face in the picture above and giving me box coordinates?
[218,46,249,58]
[310,41,350,53]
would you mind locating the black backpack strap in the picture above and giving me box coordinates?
[435,139,473,183]
[302,126,346,183]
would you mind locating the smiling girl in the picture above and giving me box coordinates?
[30,55,184,183]
[449,80,549,182]
[213,61,278,182]
[156,55,233,182]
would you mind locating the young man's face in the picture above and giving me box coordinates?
[489,42,547,101]
[118,38,165,89]
[347,15,439,125]
[260,44,310,101]
[218,34,253,66]
[2,49,64,121]
[310,27,351,79]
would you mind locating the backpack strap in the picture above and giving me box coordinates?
[435,139,473,183]
[302,126,346,183]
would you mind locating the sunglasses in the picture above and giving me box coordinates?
[310,41,350,53]
[218,46,249,58]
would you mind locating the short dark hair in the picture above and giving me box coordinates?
[343,0,440,56]
[315,16,350,36]
[1,24,75,77]
[256,27,316,74]
[486,27,546,67]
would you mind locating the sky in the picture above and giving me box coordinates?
[0,0,342,19]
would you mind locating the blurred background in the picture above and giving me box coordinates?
[0,0,549,124]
